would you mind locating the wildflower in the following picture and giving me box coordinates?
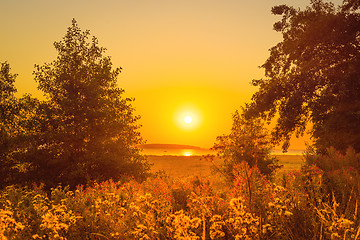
[0,209,25,239]
[284,211,293,217]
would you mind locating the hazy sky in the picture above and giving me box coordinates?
[1,0,342,148]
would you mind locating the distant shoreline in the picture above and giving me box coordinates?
[138,143,203,150]
[138,143,305,156]
[143,154,302,157]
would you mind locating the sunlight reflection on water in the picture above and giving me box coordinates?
[182,150,193,156]
[141,148,213,156]
[140,147,304,156]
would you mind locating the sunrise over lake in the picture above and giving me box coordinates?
[2,0,360,238]
[1,0,327,149]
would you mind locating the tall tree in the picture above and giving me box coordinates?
[246,0,360,152]
[0,62,45,187]
[0,62,19,187]
[28,19,149,187]
[0,62,17,145]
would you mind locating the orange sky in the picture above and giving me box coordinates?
[1,0,341,148]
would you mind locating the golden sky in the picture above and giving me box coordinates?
[1,0,339,148]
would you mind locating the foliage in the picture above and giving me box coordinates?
[0,209,25,239]
[0,62,19,188]
[0,62,17,100]
[231,162,272,216]
[245,0,360,152]
[1,162,359,239]
[0,19,150,188]
[0,63,41,188]
[212,109,280,180]
[305,146,360,216]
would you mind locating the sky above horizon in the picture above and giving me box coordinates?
[1,0,342,148]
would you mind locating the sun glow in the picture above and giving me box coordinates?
[184,116,192,124]
[174,105,202,131]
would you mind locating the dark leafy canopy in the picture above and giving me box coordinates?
[0,62,39,188]
[24,19,149,187]
[246,0,360,153]
[213,109,280,179]
[0,62,17,100]
[0,62,17,141]
[0,62,18,187]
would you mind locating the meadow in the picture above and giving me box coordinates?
[2,150,359,239]
[147,154,304,178]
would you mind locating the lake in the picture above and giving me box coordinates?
[140,147,214,156]
[140,147,305,156]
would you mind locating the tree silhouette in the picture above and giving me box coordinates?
[2,19,150,188]
[246,0,360,153]
[0,62,19,187]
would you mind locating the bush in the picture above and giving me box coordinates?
[305,146,360,219]
[213,109,281,181]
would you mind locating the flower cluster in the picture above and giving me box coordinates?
[0,159,359,239]
[0,209,25,239]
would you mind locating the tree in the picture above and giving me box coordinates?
[0,62,45,188]
[24,19,149,187]
[213,109,280,180]
[0,62,19,187]
[0,62,18,148]
[245,0,360,153]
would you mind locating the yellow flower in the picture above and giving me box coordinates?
[284,211,293,217]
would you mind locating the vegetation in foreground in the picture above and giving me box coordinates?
[1,148,360,240]
[2,0,360,239]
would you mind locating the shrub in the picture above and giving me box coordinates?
[213,109,281,181]
[305,147,360,219]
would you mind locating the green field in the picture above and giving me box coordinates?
[147,154,304,178]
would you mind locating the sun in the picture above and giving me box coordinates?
[184,116,192,124]
[174,105,202,131]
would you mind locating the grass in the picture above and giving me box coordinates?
[276,155,304,171]
[147,154,304,178]
[2,150,359,239]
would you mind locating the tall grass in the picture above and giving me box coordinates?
[1,149,360,239]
